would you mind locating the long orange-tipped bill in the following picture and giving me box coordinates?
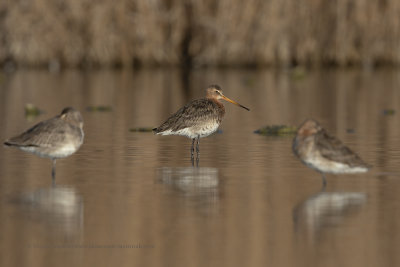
[222,95,250,111]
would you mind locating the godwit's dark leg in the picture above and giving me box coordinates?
[51,159,57,185]
[191,138,195,160]
[196,135,200,155]
[195,136,200,166]
[321,173,327,188]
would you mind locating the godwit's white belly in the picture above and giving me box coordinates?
[157,122,220,139]
[19,142,82,159]
[304,155,369,174]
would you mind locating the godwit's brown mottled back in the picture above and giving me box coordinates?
[153,85,249,161]
[292,119,370,186]
[4,107,84,181]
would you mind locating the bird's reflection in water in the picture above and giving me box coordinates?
[14,185,83,236]
[293,190,367,242]
[157,167,220,213]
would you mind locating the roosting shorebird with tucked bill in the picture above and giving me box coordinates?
[292,119,370,187]
[153,85,249,162]
[4,107,84,183]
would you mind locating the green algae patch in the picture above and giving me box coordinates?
[86,106,112,112]
[383,109,395,115]
[254,125,297,136]
[25,103,42,120]
[129,127,154,133]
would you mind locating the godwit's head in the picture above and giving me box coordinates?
[205,85,250,111]
[60,107,84,129]
[297,119,322,137]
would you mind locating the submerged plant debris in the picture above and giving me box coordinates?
[86,106,112,112]
[129,127,155,132]
[290,66,307,80]
[254,125,297,136]
[25,103,42,120]
[383,109,395,115]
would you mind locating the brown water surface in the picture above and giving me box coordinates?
[0,69,399,267]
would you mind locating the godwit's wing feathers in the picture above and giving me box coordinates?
[5,117,73,148]
[315,130,368,167]
[155,99,222,133]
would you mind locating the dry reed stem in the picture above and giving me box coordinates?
[0,0,399,68]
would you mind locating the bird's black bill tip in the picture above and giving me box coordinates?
[4,141,11,146]
[240,105,250,111]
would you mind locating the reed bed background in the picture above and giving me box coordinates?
[1,0,399,68]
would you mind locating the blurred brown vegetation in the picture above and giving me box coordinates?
[0,0,400,68]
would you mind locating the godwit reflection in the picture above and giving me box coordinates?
[157,167,220,211]
[15,185,83,235]
[293,190,367,241]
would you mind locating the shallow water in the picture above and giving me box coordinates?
[1,69,400,266]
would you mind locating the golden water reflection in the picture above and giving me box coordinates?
[1,69,400,267]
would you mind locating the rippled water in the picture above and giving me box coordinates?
[0,69,400,266]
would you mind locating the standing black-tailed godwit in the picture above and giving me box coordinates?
[4,107,84,182]
[292,119,370,186]
[153,85,249,163]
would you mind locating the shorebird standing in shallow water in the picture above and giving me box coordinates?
[4,107,84,183]
[153,85,249,164]
[292,119,370,186]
